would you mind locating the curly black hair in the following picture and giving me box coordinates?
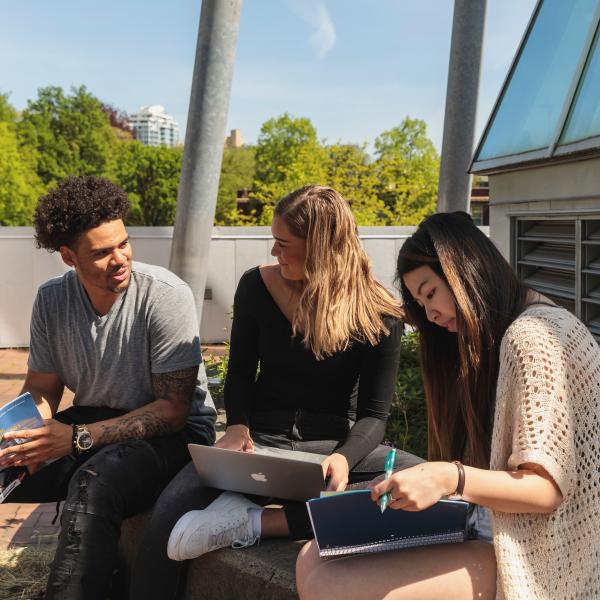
[34,176,130,251]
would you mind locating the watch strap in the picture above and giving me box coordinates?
[71,424,79,455]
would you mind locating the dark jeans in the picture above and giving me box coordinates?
[130,415,424,600]
[9,406,195,600]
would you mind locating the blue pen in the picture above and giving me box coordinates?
[379,447,396,513]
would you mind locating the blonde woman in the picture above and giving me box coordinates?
[129,185,422,600]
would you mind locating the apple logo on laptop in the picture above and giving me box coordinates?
[251,472,267,482]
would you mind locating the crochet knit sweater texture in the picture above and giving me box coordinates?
[491,305,600,599]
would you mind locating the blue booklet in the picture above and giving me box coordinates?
[0,392,44,502]
[0,392,44,451]
[307,489,469,557]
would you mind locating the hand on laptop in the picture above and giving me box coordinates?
[321,453,349,491]
[215,424,255,452]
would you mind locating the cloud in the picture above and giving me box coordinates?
[288,0,336,59]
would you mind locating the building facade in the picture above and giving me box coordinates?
[471,0,600,341]
[470,178,490,226]
[129,105,179,147]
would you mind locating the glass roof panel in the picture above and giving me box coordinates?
[477,0,598,161]
[560,27,600,145]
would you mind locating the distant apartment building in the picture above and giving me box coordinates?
[225,128,244,148]
[129,105,179,147]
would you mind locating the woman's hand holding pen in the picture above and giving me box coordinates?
[370,461,458,512]
[214,424,255,452]
[321,453,349,491]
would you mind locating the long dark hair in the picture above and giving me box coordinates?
[396,212,529,467]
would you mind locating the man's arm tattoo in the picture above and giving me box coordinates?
[96,366,199,444]
[97,411,173,444]
[151,366,198,404]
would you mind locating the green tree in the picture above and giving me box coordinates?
[111,141,182,226]
[325,143,388,225]
[18,85,117,186]
[372,117,439,225]
[0,94,45,225]
[215,146,256,225]
[0,92,17,122]
[252,113,328,224]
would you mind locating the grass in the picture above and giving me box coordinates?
[0,545,54,600]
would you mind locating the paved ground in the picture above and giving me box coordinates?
[0,346,226,551]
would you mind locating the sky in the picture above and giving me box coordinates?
[0,0,537,152]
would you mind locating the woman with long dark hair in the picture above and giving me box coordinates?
[296,212,600,599]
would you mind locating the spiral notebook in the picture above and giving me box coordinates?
[307,490,469,557]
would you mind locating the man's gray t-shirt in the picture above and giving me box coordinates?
[28,261,216,443]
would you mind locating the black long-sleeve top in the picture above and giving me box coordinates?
[224,267,403,469]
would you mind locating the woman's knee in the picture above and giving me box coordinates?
[154,463,201,508]
[296,540,328,600]
[296,540,497,600]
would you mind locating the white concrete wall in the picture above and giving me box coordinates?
[0,226,429,347]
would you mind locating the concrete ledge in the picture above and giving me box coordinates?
[119,513,300,600]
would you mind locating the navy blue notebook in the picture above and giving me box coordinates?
[307,490,469,556]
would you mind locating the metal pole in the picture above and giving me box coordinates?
[170,0,243,322]
[437,0,487,213]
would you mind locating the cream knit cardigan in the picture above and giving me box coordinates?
[490,305,600,599]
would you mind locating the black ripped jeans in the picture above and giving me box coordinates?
[8,406,195,600]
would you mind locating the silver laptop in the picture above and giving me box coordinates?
[188,443,326,501]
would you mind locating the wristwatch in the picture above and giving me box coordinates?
[72,424,94,455]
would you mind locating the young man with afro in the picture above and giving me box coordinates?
[0,176,216,599]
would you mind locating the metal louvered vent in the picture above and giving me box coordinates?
[582,220,600,341]
[514,217,600,342]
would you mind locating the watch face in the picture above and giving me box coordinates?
[77,431,93,451]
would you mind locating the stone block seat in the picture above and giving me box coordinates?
[119,512,302,600]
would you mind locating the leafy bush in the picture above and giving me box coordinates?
[205,344,228,409]
[385,331,427,459]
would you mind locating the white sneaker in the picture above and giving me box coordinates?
[167,492,260,561]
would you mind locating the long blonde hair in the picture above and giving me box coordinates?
[275,185,403,359]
